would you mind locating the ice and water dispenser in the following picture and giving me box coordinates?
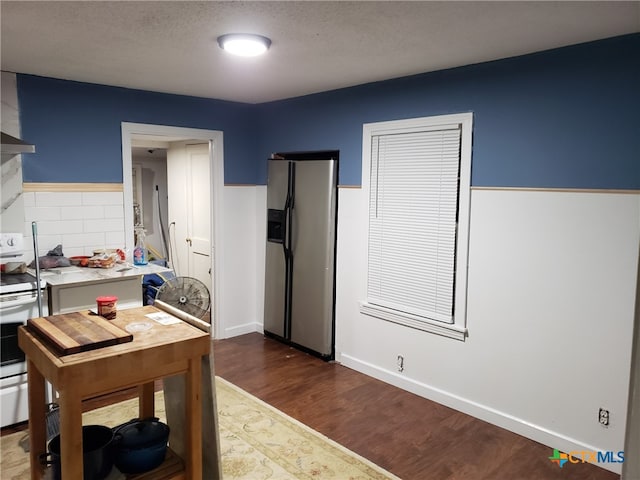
[267,209,286,244]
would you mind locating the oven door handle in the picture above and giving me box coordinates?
[0,296,39,309]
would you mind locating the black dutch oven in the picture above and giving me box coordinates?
[112,417,170,474]
[40,424,114,480]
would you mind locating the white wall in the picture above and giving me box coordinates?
[217,185,264,339]
[334,186,640,473]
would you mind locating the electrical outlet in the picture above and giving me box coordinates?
[397,355,404,372]
[598,408,610,426]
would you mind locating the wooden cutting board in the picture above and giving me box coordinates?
[27,311,133,355]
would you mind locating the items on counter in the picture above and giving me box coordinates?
[125,321,153,333]
[26,245,129,270]
[88,253,118,269]
[29,244,71,269]
[28,311,132,354]
[70,249,125,268]
[0,261,27,273]
[93,248,126,261]
[69,255,90,267]
[96,296,118,320]
[88,249,125,268]
[133,228,148,266]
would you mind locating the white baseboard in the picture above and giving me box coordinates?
[339,353,621,474]
[223,322,262,339]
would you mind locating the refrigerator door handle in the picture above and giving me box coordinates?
[284,161,296,339]
[282,191,292,260]
[284,161,295,261]
[288,161,296,254]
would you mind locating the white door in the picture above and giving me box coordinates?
[186,144,212,290]
[167,142,212,297]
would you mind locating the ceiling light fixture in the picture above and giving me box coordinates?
[217,33,271,57]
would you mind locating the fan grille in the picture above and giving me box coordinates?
[155,276,210,319]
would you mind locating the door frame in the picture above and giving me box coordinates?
[121,122,224,339]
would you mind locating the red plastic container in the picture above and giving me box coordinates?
[96,296,118,320]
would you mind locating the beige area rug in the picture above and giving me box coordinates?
[1,377,400,480]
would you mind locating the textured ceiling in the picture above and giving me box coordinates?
[1,1,638,104]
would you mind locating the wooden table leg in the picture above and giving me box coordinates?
[58,387,83,479]
[27,360,46,480]
[139,381,155,419]
[185,357,202,480]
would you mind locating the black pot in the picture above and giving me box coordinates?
[112,417,170,474]
[40,424,114,480]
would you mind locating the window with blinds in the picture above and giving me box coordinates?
[360,114,472,340]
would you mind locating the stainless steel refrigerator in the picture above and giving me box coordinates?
[264,153,338,359]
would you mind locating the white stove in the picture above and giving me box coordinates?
[0,232,49,427]
[0,272,47,295]
[0,232,46,293]
[0,232,24,258]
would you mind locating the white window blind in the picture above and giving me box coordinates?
[367,126,462,324]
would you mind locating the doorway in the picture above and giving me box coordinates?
[121,123,224,338]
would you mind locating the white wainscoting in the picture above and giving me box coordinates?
[335,187,639,474]
[255,186,267,333]
[218,185,264,338]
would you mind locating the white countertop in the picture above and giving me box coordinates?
[29,263,173,287]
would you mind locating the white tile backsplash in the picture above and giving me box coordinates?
[60,205,105,220]
[84,218,123,233]
[62,247,88,258]
[62,232,106,248]
[104,205,125,218]
[37,220,84,235]
[22,190,126,262]
[105,230,125,246]
[82,191,123,206]
[35,192,83,207]
[22,192,36,207]
[24,206,62,222]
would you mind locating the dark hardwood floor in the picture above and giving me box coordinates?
[2,332,620,480]
[213,333,620,480]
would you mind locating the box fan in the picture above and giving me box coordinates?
[154,277,210,320]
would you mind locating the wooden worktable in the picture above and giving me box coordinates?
[18,305,211,480]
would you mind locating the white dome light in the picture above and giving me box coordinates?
[217,34,271,57]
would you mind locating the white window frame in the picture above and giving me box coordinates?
[359,113,472,341]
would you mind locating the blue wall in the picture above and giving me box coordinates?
[255,34,640,188]
[18,76,258,184]
[17,34,640,189]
